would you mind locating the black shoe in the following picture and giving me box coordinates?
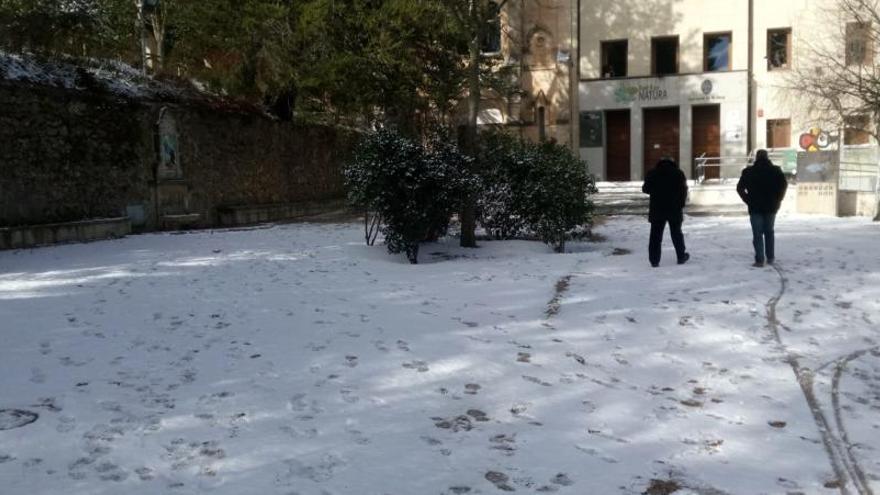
[651,262,659,268]
[752,261,765,268]
[677,253,690,265]
[767,258,775,265]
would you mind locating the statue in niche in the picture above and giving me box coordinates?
[157,108,182,180]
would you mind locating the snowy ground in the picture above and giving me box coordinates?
[0,216,878,495]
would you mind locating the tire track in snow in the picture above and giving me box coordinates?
[831,349,879,495]
[767,264,873,495]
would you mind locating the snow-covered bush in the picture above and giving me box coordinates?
[477,131,597,252]
[476,132,529,239]
[344,128,473,264]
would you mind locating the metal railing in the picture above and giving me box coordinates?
[693,154,750,184]
[840,162,879,192]
[694,146,880,191]
[839,145,880,192]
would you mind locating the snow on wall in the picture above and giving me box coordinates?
[0,51,198,100]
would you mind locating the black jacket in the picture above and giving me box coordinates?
[736,158,788,214]
[642,160,688,223]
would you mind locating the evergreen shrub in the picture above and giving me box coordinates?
[344,128,473,264]
[478,131,597,252]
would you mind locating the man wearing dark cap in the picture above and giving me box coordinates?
[736,149,788,267]
[642,157,690,267]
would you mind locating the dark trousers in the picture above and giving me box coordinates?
[749,213,776,263]
[649,219,686,265]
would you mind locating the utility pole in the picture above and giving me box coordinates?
[571,0,580,152]
[747,0,754,155]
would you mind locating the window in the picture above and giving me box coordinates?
[766,119,791,148]
[601,40,628,78]
[481,1,501,53]
[652,36,679,75]
[845,115,871,145]
[704,32,732,71]
[767,28,791,70]
[846,22,873,66]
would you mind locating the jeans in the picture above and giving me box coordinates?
[749,213,776,263]
[649,219,687,265]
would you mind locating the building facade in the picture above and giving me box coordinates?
[568,0,874,181]
[481,1,875,182]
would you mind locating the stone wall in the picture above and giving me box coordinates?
[0,81,350,232]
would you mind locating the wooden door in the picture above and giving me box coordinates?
[605,110,631,181]
[643,107,680,176]
[692,105,721,179]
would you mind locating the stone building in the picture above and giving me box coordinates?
[476,0,579,147]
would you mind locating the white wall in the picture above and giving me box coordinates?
[579,0,749,79]
[752,0,855,149]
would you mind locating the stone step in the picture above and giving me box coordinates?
[595,204,748,216]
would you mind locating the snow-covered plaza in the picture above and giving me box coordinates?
[1,215,878,495]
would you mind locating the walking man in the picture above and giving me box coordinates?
[736,149,788,267]
[642,157,690,267]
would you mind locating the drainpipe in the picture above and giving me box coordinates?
[571,0,581,151]
[747,0,755,154]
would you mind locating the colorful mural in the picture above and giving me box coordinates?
[798,127,831,152]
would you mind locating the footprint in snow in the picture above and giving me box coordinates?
[30,368,46,384]
[339,388,360,404]
[485,471,515,491]
[522,375,552,387]
[402,360,429,372]
[57,415,76,433]
[464,383,481,395]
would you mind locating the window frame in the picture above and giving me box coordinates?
[844,115,872,145]
[766,118,792,148]
[845,22,873,66]
[651,35,680,76]
[767,28,792,71]
[703,31,733,72]
[600,39,628,78]
[481,1,502,54]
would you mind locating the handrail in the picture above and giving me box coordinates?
[693,155,751,184]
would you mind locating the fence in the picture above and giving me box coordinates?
[694,146,879,192]
[840,145,879,192]
[694,148,798,184]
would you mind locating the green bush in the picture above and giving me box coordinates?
[344,128,473,264]
[478,131,597,252]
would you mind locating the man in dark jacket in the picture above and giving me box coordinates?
[736,149,788,267]
[642,157,690,267]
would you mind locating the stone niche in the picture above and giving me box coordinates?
[156,108,183,180]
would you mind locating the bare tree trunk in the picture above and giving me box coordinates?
[149,15,164,73]
[459,0,481,248]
